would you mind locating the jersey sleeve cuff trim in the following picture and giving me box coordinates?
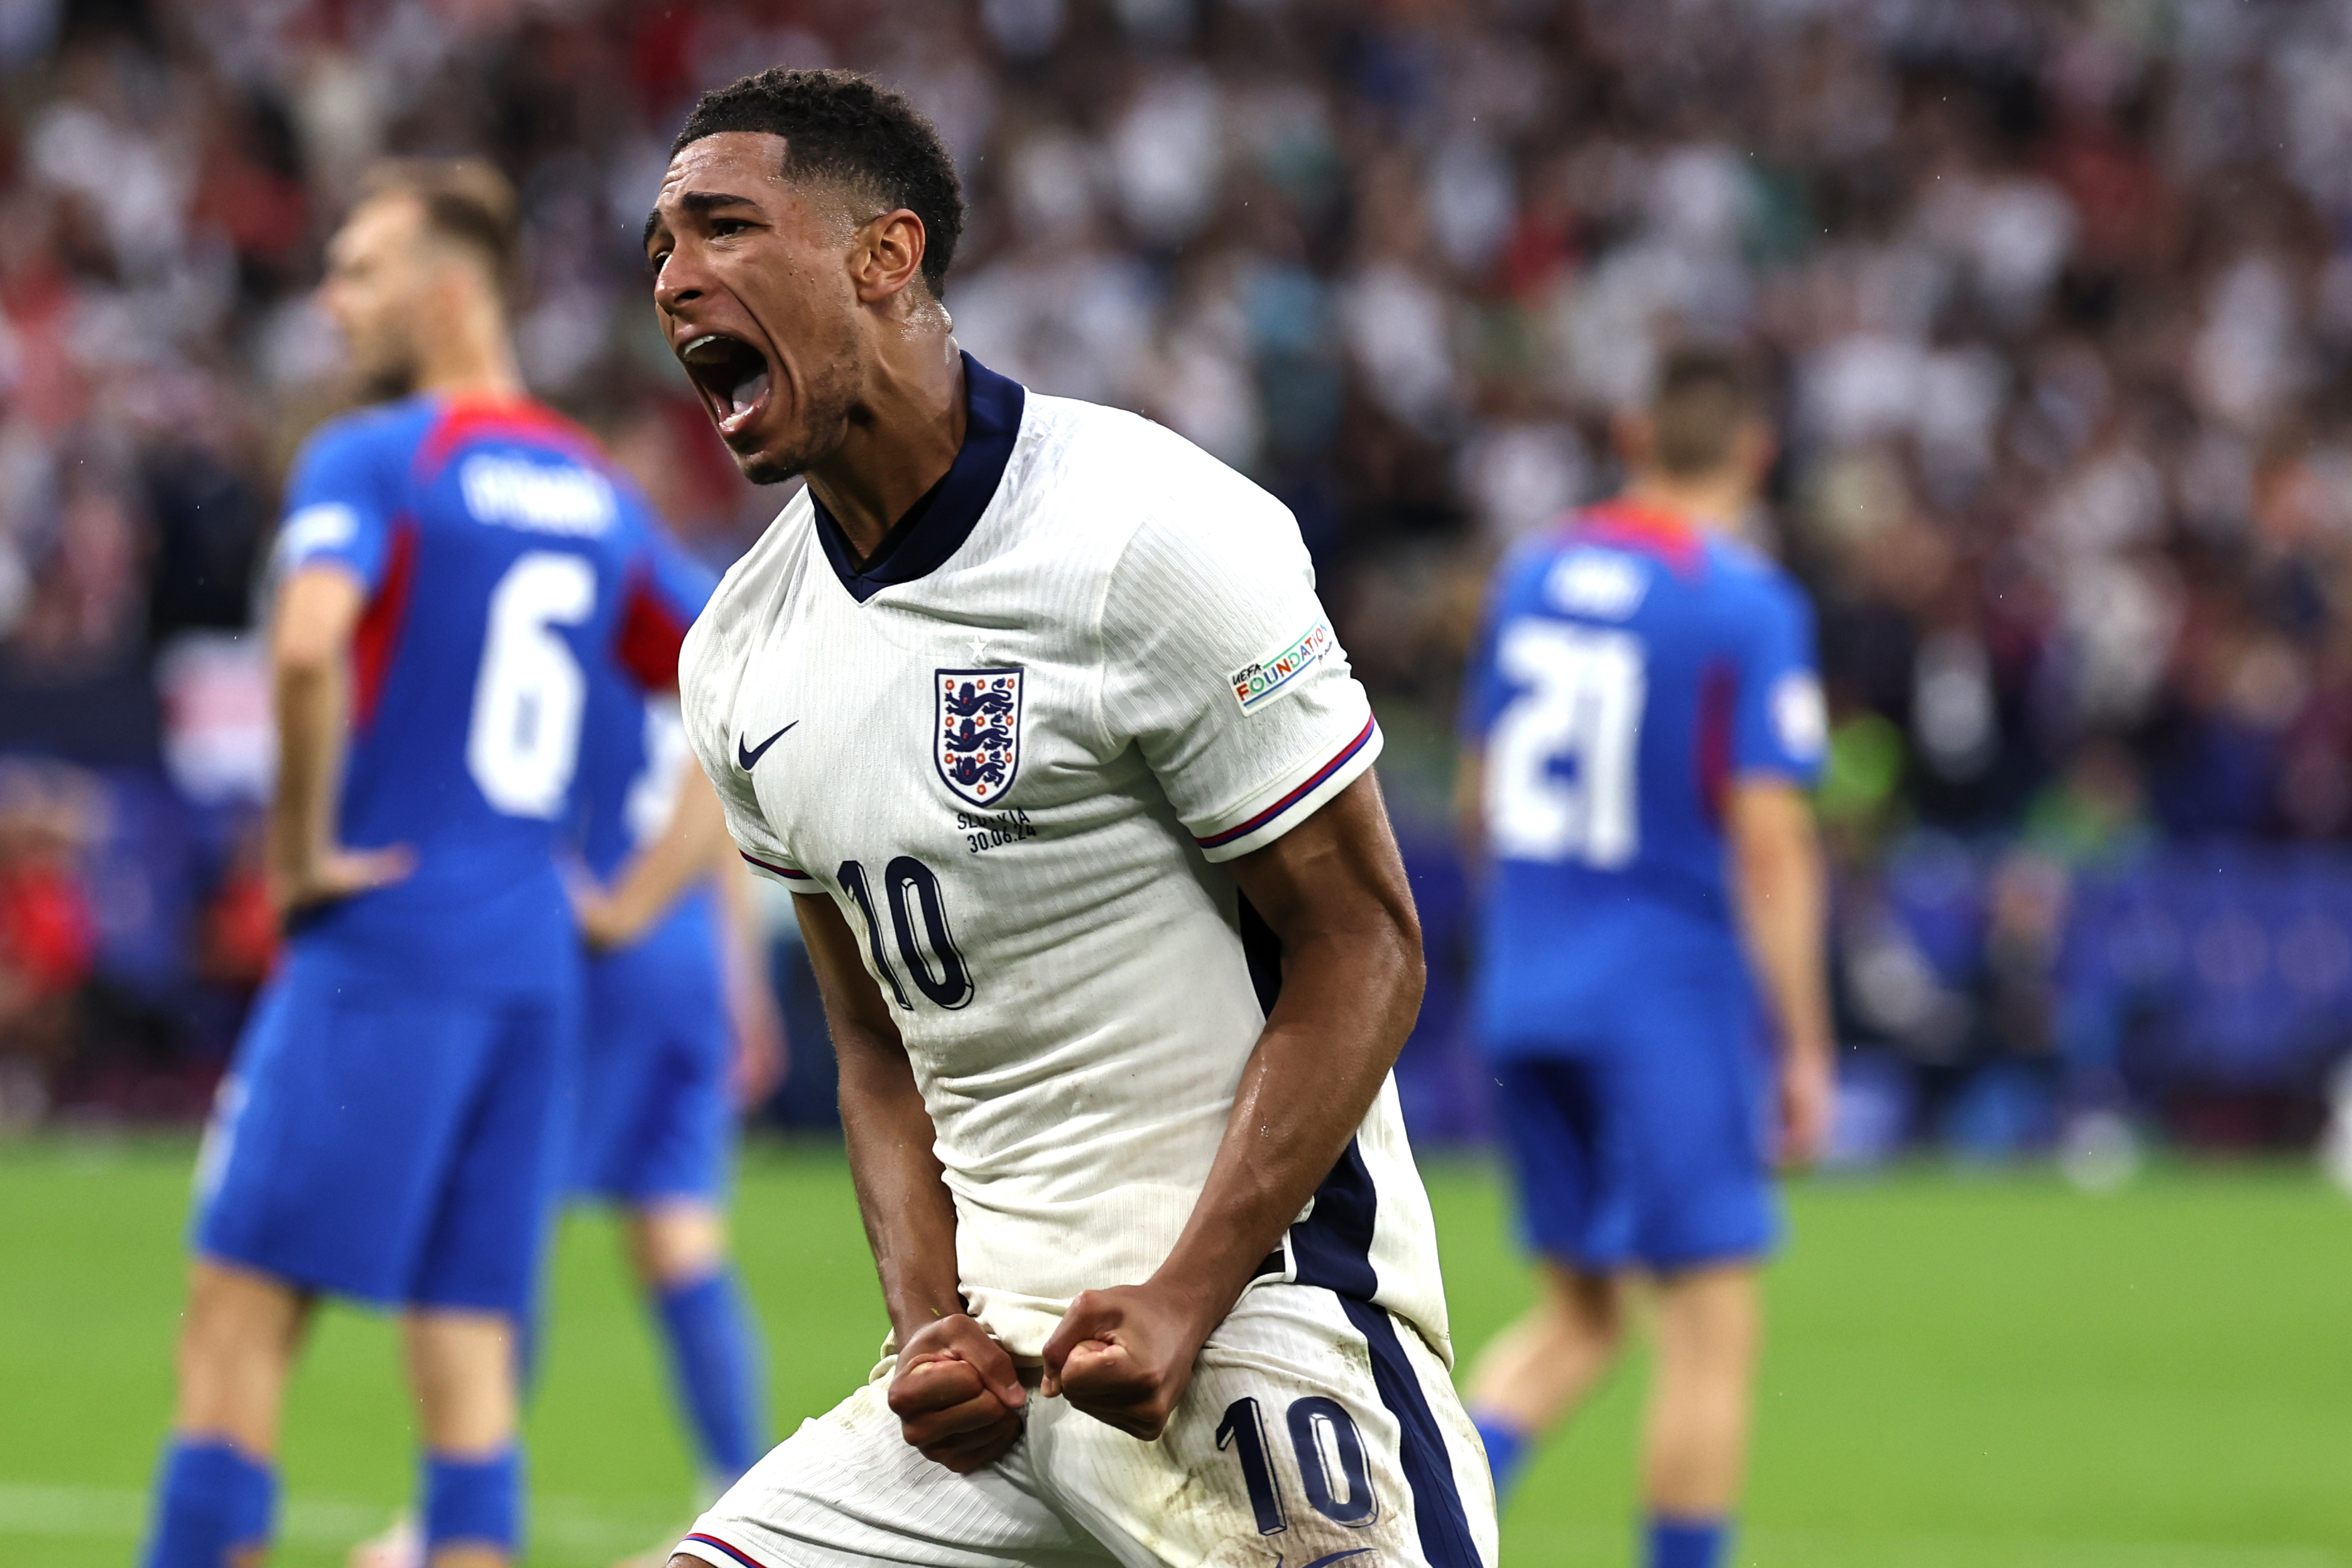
[1194,714,1381,863]
[738,849,816,886]
[680,1534,773,1568]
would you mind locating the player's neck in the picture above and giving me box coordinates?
[1621,472,1751,533]
[805,335,967,565]
[411,299,526,402]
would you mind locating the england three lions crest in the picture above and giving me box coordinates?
[935,668,1023,807]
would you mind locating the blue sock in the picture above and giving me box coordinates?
[656,1268,768,1486]
[1471,1412,1532,1505]
[142,1436,276,1568]
[423,1447,523,1552]
[1648,1515,1729,1568]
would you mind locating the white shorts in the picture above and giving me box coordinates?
[673,1285,1498,1568]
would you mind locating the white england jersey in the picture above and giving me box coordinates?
[680,355,1451,1363]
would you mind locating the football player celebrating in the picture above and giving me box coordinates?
[1456,347,1834,1568]
[643,68,1496,1568]
[140,160,696,1568]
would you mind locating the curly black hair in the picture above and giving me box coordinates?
[673,68,965,298]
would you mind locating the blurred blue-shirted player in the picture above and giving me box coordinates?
[351,491,782,1568]
[1457,349,1836,1568]
[355,552,781,1568]
[357,558,781,1568]
[140,160,696,1568]
[569,594,779,1505]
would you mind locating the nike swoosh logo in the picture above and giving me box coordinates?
[1299,1552,1374,1568]
[736,722,797,771]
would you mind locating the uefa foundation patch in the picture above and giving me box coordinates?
[1231,619,1334,713]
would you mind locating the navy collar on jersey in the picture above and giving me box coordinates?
[810,352,1025,604]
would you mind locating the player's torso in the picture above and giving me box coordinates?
[693,378,1452,1357]
[311,401,646,976]
[1478,514,1759,1017]
[731,496,1260,1095]
[700,402,1298,1344]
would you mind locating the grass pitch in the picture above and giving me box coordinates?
[2,1138,2348,1566]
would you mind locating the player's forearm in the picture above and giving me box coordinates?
[592,770,730,944]
[837,1037,969,1344]
[799,893,968,1343]
[1732,790,1833,1059]
[717,859,787,1096]
[1156,930,1422,1321]
[268,648,349,879]
[1155,778,1425,1331]
[721,863,778,1015]
[266,566,368,882]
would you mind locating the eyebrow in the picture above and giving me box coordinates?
[641,190,761,250]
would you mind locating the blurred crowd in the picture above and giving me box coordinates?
[6,0,2352,1152]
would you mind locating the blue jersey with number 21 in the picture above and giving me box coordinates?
[1461,500,1826,1052]
[274,393,692,987]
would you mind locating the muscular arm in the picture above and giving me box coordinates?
[266,564,411,915]
[1726,776,1835,1165]
[797,891,1026,1470]
[1042,771,1424,1438]
[802,891,963,1335]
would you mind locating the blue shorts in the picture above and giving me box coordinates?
[193,942,579,1318]
[1489,999,1777,1275]
[572,920,731,1204]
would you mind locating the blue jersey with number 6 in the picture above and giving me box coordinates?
[1461,500,1826,1054]
[273,393,693,986]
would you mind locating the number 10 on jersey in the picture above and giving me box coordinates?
[838,856,974,1011]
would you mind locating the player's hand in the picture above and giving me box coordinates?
[570,884,638,951]
[886,1314,1026,1473]
[1040,1282,1217,1440]
[271,844,414,918]
[728,991,786,1106]
[1778,1045,1836,1168]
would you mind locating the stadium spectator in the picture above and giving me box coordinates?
[6,0,2352,1152]
[0,759,97,1104]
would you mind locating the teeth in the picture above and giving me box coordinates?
[682,334,722,360]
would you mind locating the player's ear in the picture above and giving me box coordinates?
[852,209,928,306]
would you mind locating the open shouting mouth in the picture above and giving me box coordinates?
[679,331,772,438]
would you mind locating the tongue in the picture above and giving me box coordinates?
[729,369,770,420]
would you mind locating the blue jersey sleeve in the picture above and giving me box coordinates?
[641,526,718,631]
[275,416,403,590]
[1731,569,1827,783]
[608,493,716,693]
